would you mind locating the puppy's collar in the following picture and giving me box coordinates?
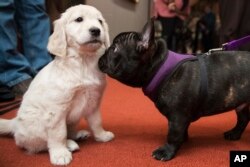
[142,50,196,100]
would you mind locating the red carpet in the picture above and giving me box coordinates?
[0,77,249,167]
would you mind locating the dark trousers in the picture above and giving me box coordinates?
[157,16,183,51]
[219,0,250,51]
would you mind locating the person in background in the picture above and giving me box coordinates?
[153,0,190,52]
[0,0,52,101]
[219,0,250,51]
[193,4,216,53]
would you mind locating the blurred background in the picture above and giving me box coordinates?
[46,0,246,53]
[2,0,246,110]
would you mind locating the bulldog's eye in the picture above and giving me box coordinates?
[98,19,103,25]
[75,17,83,22]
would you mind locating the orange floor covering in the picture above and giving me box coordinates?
[0,77,249,167]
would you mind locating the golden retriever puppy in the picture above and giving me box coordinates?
[0,5,114,165]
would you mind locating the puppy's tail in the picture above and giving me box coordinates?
[0,118,15,134]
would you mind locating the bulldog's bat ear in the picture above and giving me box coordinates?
[137,17,155,53]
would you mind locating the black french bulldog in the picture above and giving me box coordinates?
[98,18,250,161]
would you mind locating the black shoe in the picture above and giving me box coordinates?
[12,78,32,96]
[0,86,15,102]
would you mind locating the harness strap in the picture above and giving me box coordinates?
[142,51,209,112]
[197,54,208,111]
[142,50,196,100]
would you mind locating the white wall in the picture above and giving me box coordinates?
[86,0,151,40]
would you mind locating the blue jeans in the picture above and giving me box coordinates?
[0,0,52,87]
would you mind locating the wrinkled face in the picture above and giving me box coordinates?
[99,18,155,87]
[99,32,144,86]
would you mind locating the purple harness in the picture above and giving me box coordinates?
[142,50,196,100]
[143,35,250,101]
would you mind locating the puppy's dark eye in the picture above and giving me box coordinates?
[98,19,103,24]
[75,17,83,22]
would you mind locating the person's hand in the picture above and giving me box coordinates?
[168,2,176,12]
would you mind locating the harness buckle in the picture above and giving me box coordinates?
[208,47,223,55]
[222,42,228,50]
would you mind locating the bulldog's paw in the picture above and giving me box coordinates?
[224,130,241,140]
[95,131,115,142]
[152,144,176,161]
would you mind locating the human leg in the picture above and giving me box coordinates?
[157,16,176,50]
[15,0,52,73]
[0,0,33,88]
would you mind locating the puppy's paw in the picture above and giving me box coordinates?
[67,139,79,152]
[95,131,115,142]
[152,145,176,161]
[76,130,91,141]
[49,147,72,166]
[224,130,241,141]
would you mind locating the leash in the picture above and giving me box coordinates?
[196,54,208,114]
[209,35,250,53]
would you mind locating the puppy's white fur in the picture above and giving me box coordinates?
[0,5,114,166]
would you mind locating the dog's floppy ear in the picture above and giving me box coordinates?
[103,19,110,48]
[137,17,155,53]
[47,18,67,57]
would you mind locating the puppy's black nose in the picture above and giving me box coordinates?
[89,28,100,37]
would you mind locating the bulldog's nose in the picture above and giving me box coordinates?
[98,58,106,72]
[89,27,100,37]
[98,58,104,69]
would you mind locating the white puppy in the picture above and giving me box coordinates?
[0,5,114,166]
